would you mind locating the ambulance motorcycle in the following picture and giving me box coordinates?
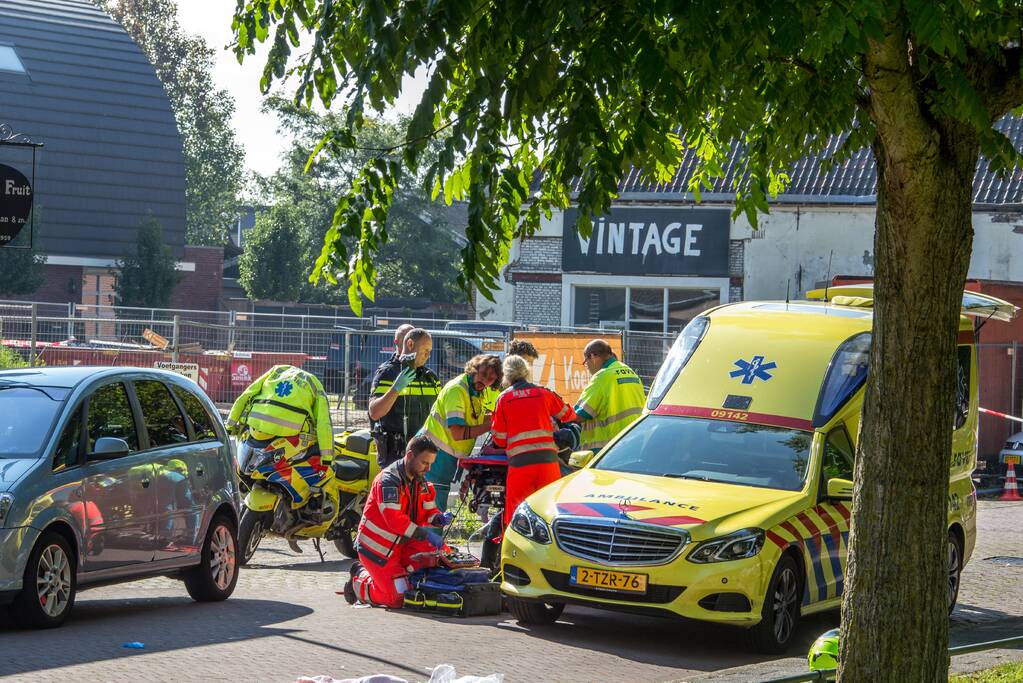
[236,429,379,564]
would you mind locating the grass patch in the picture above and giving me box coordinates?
[952,661,1023,682]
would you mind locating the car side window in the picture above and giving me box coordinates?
[819,427,855,498]
[954,345,971,431]
[171,385,219,442]
[87,382,139,453]
[53,406,83,472]
[135,380,190,448]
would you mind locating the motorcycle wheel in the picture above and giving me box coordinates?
[238,508,271,566]
[334,529,357,559]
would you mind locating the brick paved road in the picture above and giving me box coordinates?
[1,501,1020,683]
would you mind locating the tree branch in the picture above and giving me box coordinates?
[976,45,1023,119]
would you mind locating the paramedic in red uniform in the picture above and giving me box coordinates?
[491,355,579,528]
[344,435,454,607]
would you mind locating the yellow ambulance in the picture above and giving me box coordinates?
[500,285,1017,652]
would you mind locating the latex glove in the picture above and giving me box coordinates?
[392,367,416,393]
[432,511,455,527]
[425,529,444,549]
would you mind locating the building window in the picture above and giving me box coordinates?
[0,45,26,74]
[572,286,720,334]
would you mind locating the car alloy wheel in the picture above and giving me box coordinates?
[36,544,72,618]
[771,565,798,645]
[210,524,237,591]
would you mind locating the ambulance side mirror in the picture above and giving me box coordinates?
[827,478,854,501]
[569,450,595,468]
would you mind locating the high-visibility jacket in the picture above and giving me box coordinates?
[370,359,442,436]
[356,459,439,566]
[422,374,490,458]
[574,358,645,453]
[492,381,577,463]
[227,365,334,459]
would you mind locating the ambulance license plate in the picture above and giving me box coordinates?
[569,566,648,594]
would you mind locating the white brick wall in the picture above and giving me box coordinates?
[514,281,562,326]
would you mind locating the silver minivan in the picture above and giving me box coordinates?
[0,367,240,628]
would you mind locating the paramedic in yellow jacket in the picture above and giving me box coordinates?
[227,365,335,465]
[421,354,502,511]
[574,340,645,454]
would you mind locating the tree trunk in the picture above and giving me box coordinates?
[839,25,979,683]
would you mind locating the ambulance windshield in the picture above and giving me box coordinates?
[594,415,811,492]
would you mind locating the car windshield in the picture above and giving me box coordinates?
[593,415,812,492]
[0,386,68,458]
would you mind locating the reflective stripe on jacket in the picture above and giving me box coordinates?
[491,381,578,459]
[355,459,438,566]
[227,365,334,459]
[574,358,645,452]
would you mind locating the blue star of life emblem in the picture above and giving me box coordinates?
[275,380,294,397]
[730,356,777,385]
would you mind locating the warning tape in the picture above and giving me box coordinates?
[979,407,1023,425]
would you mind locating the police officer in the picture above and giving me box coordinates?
[368,328,441,468]
[574,340,645,454]
[422,354,502,511]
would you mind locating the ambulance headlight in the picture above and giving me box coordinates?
[687,528,765,563]
[510,502,551,544]
[647,316,709,410]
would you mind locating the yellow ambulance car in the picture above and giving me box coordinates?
[500,285,1017,652]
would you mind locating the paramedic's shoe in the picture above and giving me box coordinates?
[343,578,357,605]
[350,560,363,579]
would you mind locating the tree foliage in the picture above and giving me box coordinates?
[238,203,306,301]
[0,240,45,296]
[114,217,181,308]
[233,2,1023,680]
[99,0,245,246]
[249,97,463,304]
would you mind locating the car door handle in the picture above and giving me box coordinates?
[141,478,151,488]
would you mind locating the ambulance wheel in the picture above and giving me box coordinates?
[334,530,357,559]
[748,554,801,654]
[238,509,270,566]
[948,529,963,615]
[507,597,564,625]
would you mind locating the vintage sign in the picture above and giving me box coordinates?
[561,207,730,276]
[0,163,33,246]
[512,332,624,406]
[154,361,200,382]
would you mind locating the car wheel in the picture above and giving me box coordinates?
[948,530,963,615]
[10,531,76,629]
[749,554,802,654]
[334,529,357,559]
[237,508,269,566]
[507,596,564,625]
[184,515,239,602]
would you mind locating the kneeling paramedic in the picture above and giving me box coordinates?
[491,355,579,529]
[345,435,455,608]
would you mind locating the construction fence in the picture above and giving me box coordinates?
[2,300,1018,464]
[0,301,673,433]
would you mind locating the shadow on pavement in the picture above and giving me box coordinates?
[0,596,311,677]
[398,603,840,674]
[245,558,353,573]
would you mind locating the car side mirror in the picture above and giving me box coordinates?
[827,478,854,500]
[568,450,595,468]
[88,437,130,460]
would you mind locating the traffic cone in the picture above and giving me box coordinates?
[1000,462,1022,502]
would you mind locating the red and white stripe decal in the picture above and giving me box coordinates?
[652,404,813,431]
